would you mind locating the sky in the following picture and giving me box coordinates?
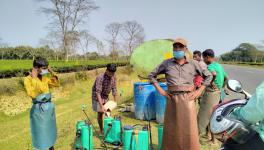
[0,0,264,56]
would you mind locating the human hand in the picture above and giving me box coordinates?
[160,90,172,100]
[101,105,107,112]
[188,90,202,100]
[48,66,53,73]
[211,83,218,90]
[224,88,230,95]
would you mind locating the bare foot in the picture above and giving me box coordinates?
[208,139,217,145]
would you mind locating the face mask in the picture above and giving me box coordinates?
[40,69,49,76]
[173,50,185,59]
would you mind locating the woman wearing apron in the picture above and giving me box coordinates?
[24,57,60,150]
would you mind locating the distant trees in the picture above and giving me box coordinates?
[0,46,55,60]
[105,22,122,61]
[0,45,108,60]
[0,37,56,60]
[78,30,98,60]
[121,21,145,56]
[0,38,8,60]
[35,0,145,61]
[104,20,145,60]
[38,0,98,61]
[2,4,146,62]
[39,32,62,61]
[221,43,264,63]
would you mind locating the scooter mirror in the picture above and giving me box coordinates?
[228,79,243,93]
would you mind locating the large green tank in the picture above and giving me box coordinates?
[157,124,163,150]
[130,39,192,76]
[104,116,122,145]
[123,125,149,150]
[75,121,93,150]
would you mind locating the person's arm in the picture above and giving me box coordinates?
[200,66,213,87]
[24,68,39,98]
[24,77,38,98]
[210,71,218,90]
[95,76,106,112]
[189,61,213,99]
[153,82,172,100]
[233,82,264,124]
[148,60,166,84]
[96,93,105,112]
[149,61,171,99]
[112,77,118,102]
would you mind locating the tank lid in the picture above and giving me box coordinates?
[159,82,167,87]
[124,125,133,130]
[134,82,151,85]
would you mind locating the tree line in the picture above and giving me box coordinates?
[36,0,144,61]
[0,45,107,61]
[0,0,145,62]
[220,43,264,63]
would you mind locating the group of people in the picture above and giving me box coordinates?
[24,57,118,150]
[24,37,264,150]
[148,38,264,150]
[194,49,228,144]
[148,38,227,150]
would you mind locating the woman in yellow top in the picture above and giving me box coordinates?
[24,57,59,150]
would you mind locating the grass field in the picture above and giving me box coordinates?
[0,59,124,72]
[0,67,220,150]
[0,59,127,78]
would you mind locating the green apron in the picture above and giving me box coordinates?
[30,93,57,150]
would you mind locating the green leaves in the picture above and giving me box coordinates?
[221,43,264,62]
[0,60,128,78]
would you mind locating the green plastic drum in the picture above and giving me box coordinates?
[75,121,86,149]
[74,121,93,150]
[123,126,133,150]
[103,117,122,144]
[130,39,192,76]
[81,124,93,150]
[104,117,113,141]
[130,39,173,76]
[157,124,164,150]
[123,126,149,150]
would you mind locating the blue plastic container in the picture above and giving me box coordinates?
[155,83,167,124]
[134,82,156,120]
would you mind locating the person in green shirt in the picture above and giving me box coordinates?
[198,49,229,144]
[221,81,264,150]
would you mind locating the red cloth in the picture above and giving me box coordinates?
[194,75,204,88]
